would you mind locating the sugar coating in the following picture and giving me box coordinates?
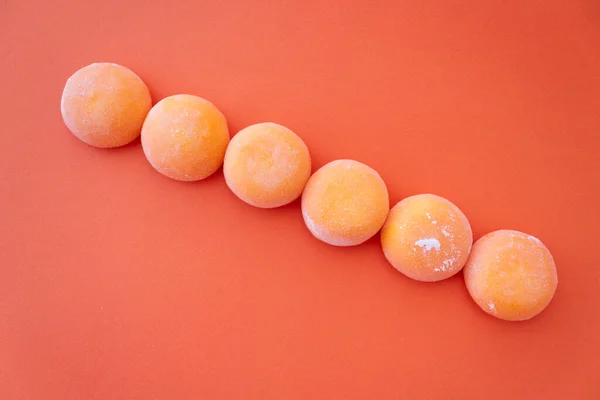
[60,63,152,148]
[141,94,229,181]
[381,194,473,282]
[463,230,558,321]
[223,123,311,208]
[301,160,389,246]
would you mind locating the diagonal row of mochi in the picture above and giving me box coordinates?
[60,62,558,322]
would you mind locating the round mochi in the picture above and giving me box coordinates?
[381,194,473,282]
[141,94,229,181]
[223,122,311,208]
[301,159,389,246]
[61,62,152,148]
[463,230,558,321]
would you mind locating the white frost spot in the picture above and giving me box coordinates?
[415,238,440,251]
[441,228,450,237]
[488,301,496,312]
[528,235,542,244]
[432,220,437,224]
[441,258,454,271]
[425,212,432,220]
[435,258,454,273]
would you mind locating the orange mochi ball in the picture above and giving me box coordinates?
[141,94,229,181]
[301,160,389,246]
[61,63,152,148]
[223,122,311,208]
[463,230,558,321]
[380,194,473,282]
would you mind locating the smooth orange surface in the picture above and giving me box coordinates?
[1,1,599,399]
[381,194,473,282]
[61,63,151,148]
[224,123,311,208]
[302,160,389,246]
[142,94,229,181]
[464,230,558,321]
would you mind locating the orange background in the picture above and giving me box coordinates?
[1,1,599,398]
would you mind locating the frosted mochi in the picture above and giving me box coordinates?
[463,230,558,321]
[381,194,473,282]
[301,159,389,246]
[61,63,152,148]
[141,94,229,181]
[224,123,311,208]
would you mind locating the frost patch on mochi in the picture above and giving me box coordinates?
[488,301,497,313]
[302,209,357,246]
[434,257,455,272]
[441,228,451,237]
[528,235,542,245]
[415,238,440,251]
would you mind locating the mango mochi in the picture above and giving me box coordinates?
[381,194,472,282]
[61,63,152,148]
[141,94,229,181]
[464,230,558,321]
[302,160,389,246]
[224,123,311,208]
